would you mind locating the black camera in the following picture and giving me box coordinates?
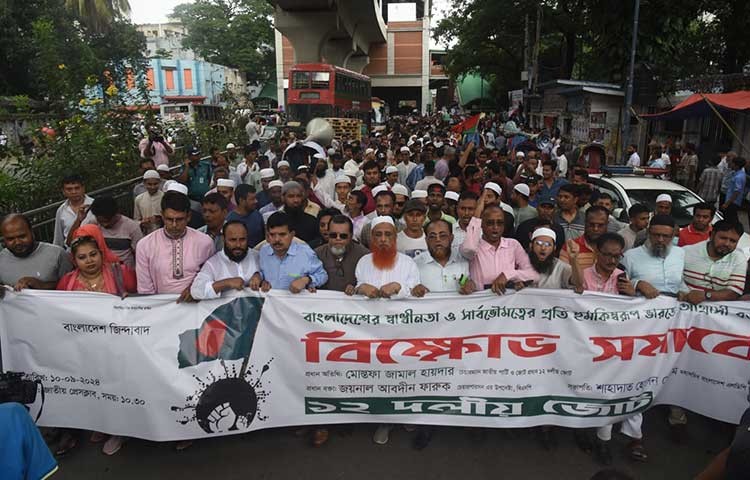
[0,371,38,405]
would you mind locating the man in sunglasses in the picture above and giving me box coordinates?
[315,215,368,295]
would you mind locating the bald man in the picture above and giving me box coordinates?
[0,214,72,296]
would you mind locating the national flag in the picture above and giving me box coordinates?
[451,113,484,135]
[177,297,265,368]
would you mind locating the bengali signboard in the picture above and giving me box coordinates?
[0,289,748,441]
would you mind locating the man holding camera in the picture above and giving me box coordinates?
[139,127,174,168]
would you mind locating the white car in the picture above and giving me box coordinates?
[589,173,750,251]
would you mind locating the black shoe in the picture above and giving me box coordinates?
[413,428,433,450]
[669,423,688,445]
[574,429,594,454]
[594,439,613,466]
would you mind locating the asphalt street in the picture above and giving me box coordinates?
[53,406,734,480]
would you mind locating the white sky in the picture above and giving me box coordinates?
[129,0,450,47]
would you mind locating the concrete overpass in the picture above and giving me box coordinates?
[271,0,387,73]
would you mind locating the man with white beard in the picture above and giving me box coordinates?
[621,215,685,299]
[621,214,687,446]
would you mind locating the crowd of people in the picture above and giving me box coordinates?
[1,112,749,477]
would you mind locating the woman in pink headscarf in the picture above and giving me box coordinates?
[55,224,135,455]
[56,224,136,295]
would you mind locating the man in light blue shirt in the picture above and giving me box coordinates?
[720,156,747,226]
[259,212,327,292]
[621,215,685,297]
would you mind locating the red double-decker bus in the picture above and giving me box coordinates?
[287,63,372,126]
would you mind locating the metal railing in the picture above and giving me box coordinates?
[16,146,212,243]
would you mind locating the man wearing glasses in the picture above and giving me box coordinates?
[568,232,641,465]
[315,215,368,295]
[621,214,687,445]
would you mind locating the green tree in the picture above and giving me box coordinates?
[172,0,275,83]
[65,0,131,33]
[435,0,750,105]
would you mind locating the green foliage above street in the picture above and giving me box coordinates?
[172,0,275,84]
[434,0,750,105]
[0,0,146,107]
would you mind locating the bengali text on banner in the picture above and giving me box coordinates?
[0,289,748,441]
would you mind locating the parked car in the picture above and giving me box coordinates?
[589,172,750,269]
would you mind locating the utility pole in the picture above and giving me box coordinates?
[524,14,530,90]
[533,4,542,94]
[622,0,641,164]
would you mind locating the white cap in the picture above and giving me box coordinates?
[365,148,375,155]
[407,140,415,147]
[260,168,275,179]
[313,153,326,160]
[434,141,444,149]
[400,146,411,154]
[156,164,170,172]
[143,169,160,180]
[225,143,236,149]
[513,183,530,197]
[327,148,336,156]
[166,182,188,195]
[391,184,409,197]
[385,165,398,175]
[334,174,350,186]
[344,165,359,177]
[163,179,175,190]
[268,180,284,189]
[297,164,309,171]
[371,216,395,229]
[445,191,460,202]
[532,227,557,242]
[411,190,428,199]
[484,182,502,196]
[277,160,290,168]
[217,179,235,188]
[372,184,389,197]
[656,193,672,203]
[500,202,515,216]
[516,151,525,157]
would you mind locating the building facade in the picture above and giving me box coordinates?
[136,23,247,105]
[274,0,447,115]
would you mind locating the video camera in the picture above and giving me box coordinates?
[0,371,39,405]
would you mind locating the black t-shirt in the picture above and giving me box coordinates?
[287,211,322,245]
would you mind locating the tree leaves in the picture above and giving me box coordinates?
[435,0,750,106]
[171,0,275,84]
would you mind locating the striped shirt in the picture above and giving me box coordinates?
[559,236,596,271]
[554,209,585,241]
[682,240,747,295]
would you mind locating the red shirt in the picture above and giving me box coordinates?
[677,224,711,247]
[360,185,376,215]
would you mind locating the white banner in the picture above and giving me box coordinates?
[0,289,748,441]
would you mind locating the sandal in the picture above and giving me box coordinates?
[55,432,79,456]
[90,431,107,443]
[175,440,193,451]
[312,428,329,447]
[103,435,126,456]
[628,439,649,462]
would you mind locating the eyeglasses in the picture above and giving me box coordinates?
[328,233,350,240]
[534,240,554,248]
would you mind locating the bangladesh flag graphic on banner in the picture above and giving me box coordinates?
[177,296,265,368]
